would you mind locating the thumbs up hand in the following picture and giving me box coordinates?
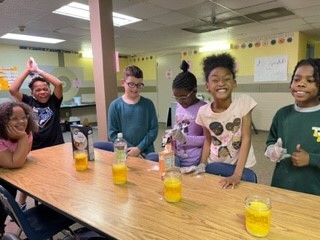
[291,144,309,167]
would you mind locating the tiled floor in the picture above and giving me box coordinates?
[5,124,274,238]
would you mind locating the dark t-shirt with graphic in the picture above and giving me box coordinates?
[22,94,64,150]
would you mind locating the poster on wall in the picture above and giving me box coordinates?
[254,55,288,82]
[0,66,18,90]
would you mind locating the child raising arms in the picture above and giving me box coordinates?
[0,101,38,236]
[265,58,320,195]
[195,53,257,188]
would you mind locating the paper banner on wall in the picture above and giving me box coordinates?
[0,66,18,90]
[254,55,288,82]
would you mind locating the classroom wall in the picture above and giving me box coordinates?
[1,30,318,131]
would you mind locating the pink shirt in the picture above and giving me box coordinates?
[0,134,33,152]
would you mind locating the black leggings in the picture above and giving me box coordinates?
[0,180,17,234]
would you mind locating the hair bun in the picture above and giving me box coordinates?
[180,60,189,72]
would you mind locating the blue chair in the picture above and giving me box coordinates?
[0,185,75,240]
[145,152,159,162]
[1,232,21,240]
[205,162,257,183]
[93,141,114,152]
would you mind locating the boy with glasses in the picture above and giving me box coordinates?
[108,65,158,157]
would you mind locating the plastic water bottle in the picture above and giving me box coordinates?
[113,133,127,164]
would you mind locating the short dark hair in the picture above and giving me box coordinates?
[122,65,143,79]
[291,58,320,95]
[0,101,38,139]
[172,60,197,91]
[28,75,50,90]
[202,53,236,82]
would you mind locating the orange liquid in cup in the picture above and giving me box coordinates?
[245,200,271,237]
[164,176,181,202]
[112,163,127,184]
[74,151,88,171]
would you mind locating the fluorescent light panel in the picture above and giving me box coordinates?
[53,2,141,27]
[199,41,230,52]
[0,33,65,44]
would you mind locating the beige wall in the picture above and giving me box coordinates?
[1,30,319,131]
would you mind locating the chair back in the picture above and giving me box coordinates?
[93,141,114,152]
[145,152,159,162]
[0,186,34,238]
[1,233,22,240]
[205,162,258,183]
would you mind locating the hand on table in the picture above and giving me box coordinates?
[193,163,206,175]
[219,174,241,189]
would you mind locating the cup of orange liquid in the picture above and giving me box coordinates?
[112,163,127,184]
[245,195,271,237]
[73,150,88,171]
[163,169,182,203]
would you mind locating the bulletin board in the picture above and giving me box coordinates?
[254,55,288,82]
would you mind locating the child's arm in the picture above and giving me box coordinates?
[37,70,63,100]
[219,111,252,188]
[0,126,30,168]
[194,127,211,174]
[9,59,33,101]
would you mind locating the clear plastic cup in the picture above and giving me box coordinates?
[73,150,88,171]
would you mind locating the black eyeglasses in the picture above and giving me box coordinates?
[173,90,195,102]
[125,80,145,89]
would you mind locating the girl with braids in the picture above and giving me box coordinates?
[195,53,257,188]
[171,60,206,168]
[0,101,38,236]
[265,58,320,195]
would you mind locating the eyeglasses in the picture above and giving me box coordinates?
[173,90,194,102]
[9,115,29,123]
[125,80,144,89]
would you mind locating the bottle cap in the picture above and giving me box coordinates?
[117,133,123,138]
[164,143,171,151]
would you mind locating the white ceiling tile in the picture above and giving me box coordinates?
[280,0,320,9]
[150,12,194,26]
[116,2,169,19]
[124,20,164,31]
[293,5,320,17]
[147,0,207,10]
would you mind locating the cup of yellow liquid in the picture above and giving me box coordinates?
[163,170,182,203]
[245,195,271,237]
[73,150,88,171]
[112,163,127,185]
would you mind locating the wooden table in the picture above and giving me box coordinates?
[1,143,319,239]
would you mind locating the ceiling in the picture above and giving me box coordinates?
[1,0,320,56]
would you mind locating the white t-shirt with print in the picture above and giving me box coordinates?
[196,94,257,167]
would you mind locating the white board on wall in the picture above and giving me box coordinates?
[254,55,288,82]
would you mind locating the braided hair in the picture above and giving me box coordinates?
[172,60,197,91]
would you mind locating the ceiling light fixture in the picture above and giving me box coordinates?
[199,41,230,53]
[0,33,65,44]
[53,2,141,27]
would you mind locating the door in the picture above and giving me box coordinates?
[156,54,180,123]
